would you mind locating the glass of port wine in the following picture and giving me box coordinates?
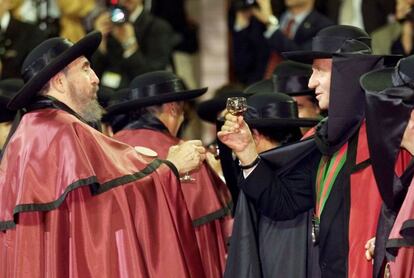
[226,97,247,116]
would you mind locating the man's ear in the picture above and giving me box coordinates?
[162,102,175,115]
[251,129,261,143]
[49,72,66,94]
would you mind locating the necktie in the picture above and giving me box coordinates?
[263,18,296,79]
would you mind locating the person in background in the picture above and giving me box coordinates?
[90,0,179,90]
[57,0,96,42]
[0,0,46,79]
[359,55,414,278]
[0,78,22,151]
[391,0,414,55]
[230,0,333,85]
[272,60,322,134]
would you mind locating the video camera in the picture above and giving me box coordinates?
[106,0,129,25]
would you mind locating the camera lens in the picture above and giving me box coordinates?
[111,8,126,24]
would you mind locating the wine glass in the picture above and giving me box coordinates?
[180,171,196,183]
[226,97,247,116]
[179,141,198,183]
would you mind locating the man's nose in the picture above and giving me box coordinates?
[91,70,100,85]
[308,73,318,89]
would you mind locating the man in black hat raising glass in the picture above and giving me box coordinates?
[224,91,320,278]
[0,31,207,277]
[218,25,400,277]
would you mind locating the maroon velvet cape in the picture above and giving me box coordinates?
[0,109,205,278]
[114,128,233,278]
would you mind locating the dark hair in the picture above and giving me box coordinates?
[255,126,301,145]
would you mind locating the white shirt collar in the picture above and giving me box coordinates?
[1,11,10,32]
[129,4,144,23]
[284,9,311,26]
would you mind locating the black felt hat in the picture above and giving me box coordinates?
[196,84,246,123]
[7,31,102,110]
[106,71,208,115]
[272,61,313,96]
[244,92,319,128]
[0,79,23,122]
[360,55,414,92]
[360,54,414,209]
[283,25,372,64]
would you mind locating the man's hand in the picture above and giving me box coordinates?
[94,11,113,54]
[167,140,206,174]
[217,113,258,165]
[235,9,253,30]
[252,0,274,25]
[112,23,138,46]
[365,237,376,262]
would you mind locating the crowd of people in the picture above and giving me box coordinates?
[1,0,414,278]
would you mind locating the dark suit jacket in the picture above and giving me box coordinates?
[267,10,334,53]
[231,17,271,85]
[240,132,368,278]
[230,10,333,85]
[92,11,179,89]
[1,17,46,79]
[315,0,395,34]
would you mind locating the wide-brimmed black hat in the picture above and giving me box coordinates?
[360,54,414,209]
[244,79,274,95]
[97,86,115,108]
[272,61,313,96]
[283,25,372,64]
[0,79,24,122]
[196,84,246,123]
[244,92,319,128]
[360,55,412,92]
[7,31,102,110]
[106,71,208,116]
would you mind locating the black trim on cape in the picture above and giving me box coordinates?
[0,159,170,231]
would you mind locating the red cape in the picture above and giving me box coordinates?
[309,122,398,277]
[388,155,414,277]
[115,128,233,278]
[347,122,410,278]
[0,109,205,278]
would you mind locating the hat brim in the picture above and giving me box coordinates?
[246,117,320,128]
[196,98,225,123]
[106,87,208,116]
[360,67,393,92]
[282,89,315,97]
[282,51,333,64]
[8,31,102,110]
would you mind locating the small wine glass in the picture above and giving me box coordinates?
[180,171,196,183]
[226,97,247,116]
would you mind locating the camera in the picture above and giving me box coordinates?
[233,0,258,10]
[108,5,129,25]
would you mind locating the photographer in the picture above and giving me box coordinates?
[89,0,179,89]
[230,0,333,85]
[0,0,46,79]
[392,0,414,55]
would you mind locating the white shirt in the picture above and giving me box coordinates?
[339,0,364,30]
[0,11,10,32]
[264,9,311,39]
[129,4,144,23]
